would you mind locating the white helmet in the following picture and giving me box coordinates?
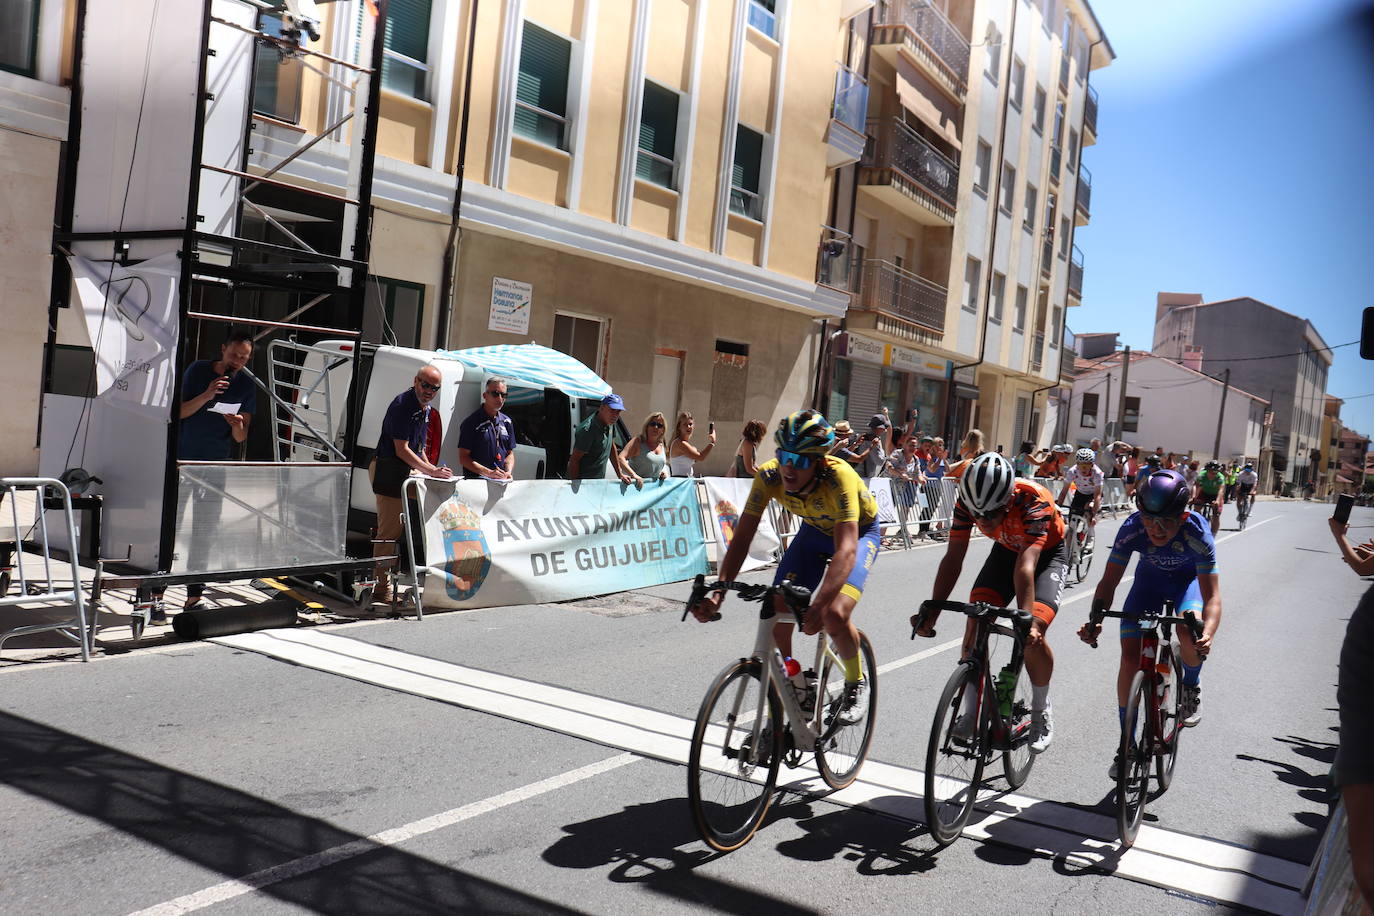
[1075,447,1096,463]
[958,453,1016,515]
[1052,443,1073,453]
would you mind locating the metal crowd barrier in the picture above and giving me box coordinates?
[0,478,95,661]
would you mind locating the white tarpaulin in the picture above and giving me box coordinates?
[866,477,898,524]
[68,252,180,417]
[700,477,780,573]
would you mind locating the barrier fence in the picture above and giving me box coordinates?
[0,478,95,661]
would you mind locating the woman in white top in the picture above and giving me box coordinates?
[668,411,716,477]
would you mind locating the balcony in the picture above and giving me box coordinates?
[1075,164,1092,225]
[1041,234,1053,279]
[826,63,869,168]
[816,225,855,291]
[853,259,948,336]
[1029,331,1045,373]
[859,117,959,225]
[871,0,971,101]
[1068,245,1084,300]
[1084,85,1098,139]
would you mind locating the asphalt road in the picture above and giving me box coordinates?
[1,499,1366,915]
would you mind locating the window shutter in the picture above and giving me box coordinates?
[355,0,432,96]
[515,22,572,146]
[637,82,679,185]
[733,125,763,193]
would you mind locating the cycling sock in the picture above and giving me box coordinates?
[842,654,863,683]
[1182,660,1203,686]
[1032,684,1049,712]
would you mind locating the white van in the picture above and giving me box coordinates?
[269,340,630,530]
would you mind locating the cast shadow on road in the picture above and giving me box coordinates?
[0,710,581,915]
[1236,732,1337,862]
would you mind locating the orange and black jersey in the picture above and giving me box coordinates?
[950,478,1065,552]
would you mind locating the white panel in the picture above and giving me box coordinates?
[198,0,257,238]
[72,0,203,232]
[650,353,682,423]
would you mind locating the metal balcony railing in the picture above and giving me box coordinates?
[816,225,855,291]
[1041,234,1054,277]
[862,117,959,213]
[1068,245,1084,298]
[1049,145,1062,184]
[832,63,869,136]
[1076,165,1092,216]
[1030,332,1045,372]
[875,0,970,92]
[855,259,948,334]
[1084,84,1099,135]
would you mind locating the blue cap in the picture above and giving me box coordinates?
[601,393,625,410]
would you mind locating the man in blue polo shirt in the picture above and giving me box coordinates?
[457,376,516,480]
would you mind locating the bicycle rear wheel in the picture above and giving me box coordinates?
[815,630,878,789]
[1117,671,1151,847]
[687,659,783,852]
[1155,646,1183,791]
[926,662,987,846]
[1001,661,1036,789]
[1065,522,1082,583]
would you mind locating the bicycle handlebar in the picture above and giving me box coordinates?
[682,574,812,623]
[1086,604,1204,645]
[909,598,1032,639]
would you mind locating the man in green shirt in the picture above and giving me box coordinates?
[568,393,635,483]
[1193,460,1226,536]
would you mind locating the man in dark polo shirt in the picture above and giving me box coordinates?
[567,393,633,483]
[370,364,452,603]
[457,376,516,480]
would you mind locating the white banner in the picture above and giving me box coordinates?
[700,477,779,573]
[68,252,180,417]
[865,477,898,524]
[414,477,707,609]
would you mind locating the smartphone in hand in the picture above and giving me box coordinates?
[1334,493,1355,525]
[708,422,715,434]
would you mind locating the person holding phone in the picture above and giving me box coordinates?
[668,411,715,477]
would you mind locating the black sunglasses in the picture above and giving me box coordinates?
[485,390,508,398]
[416,380,441,392]
[648,421,665,428]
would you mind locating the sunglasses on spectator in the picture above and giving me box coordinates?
[648,421,664,428]
[416,379,441,392]
[776,449,815,469]
[485,390,507,398]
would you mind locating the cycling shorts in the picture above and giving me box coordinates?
[969,539,1069,628]
[1069,492,1094,515]
[1120,575,1203,639]
[774,521,881,603]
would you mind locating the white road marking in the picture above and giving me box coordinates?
[127,752,638,916]
[199,628,1305,914]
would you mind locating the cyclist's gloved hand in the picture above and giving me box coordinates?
[1077,620,1101,648]
[690,591,723,623]
[911,600,939,638]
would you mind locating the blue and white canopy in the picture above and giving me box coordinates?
[440,344,611,401]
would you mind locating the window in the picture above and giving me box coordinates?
[1123,396,1141,433]
[553,313,605,375]
[1050,305,1062,345]
[253,13,303,122]
[1080,392,1098,428]
[1014,284,1028,330]
[747,0,776,39]
[1052,101,1065,145]
[1032,84,1047,133]
[1059,216,1070,257]
[1023,183,1037,231]
[730,124,765,219]
[1000,164,1016,213]
[962,257,982,313]
[357,0,433,99]
[1067,128,1079,172]
[711,340,749,421]
[974,140,992,194]
[1,0,39,77]
[515,22,572,150]
[637,81,680,188]
[985,25,1001,83]
[362,277,424,348]
[1010,58,1026,110]
[990,272,1006,323]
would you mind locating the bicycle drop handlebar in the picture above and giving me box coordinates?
[683,574,812,623]
[909,598,1033,640]
[1085,604,1204,648]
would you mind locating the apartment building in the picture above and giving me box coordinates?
[1336,424,1371,496]
[1153,293,1333,492]
[820,0,1112,452]
[1,0,70,474]
[1320,395,1341,498]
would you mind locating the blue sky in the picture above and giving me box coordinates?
[1074,0,1374,438]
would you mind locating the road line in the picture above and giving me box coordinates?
[209,628,1305,913]
[128,752,639,916]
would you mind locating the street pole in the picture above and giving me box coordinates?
[1103,372,1111,439]
[1212,367,1230,460]
[1115,346,1131,439]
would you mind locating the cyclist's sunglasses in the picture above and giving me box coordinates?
[1138,511,1182,530]
[776,449,815,469]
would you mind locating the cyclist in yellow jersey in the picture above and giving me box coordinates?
[690,410,880,724]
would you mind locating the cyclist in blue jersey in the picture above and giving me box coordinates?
[1079,469,1222,777]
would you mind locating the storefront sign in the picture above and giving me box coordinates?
[952,365,976,385]
[489,277,533,335]
[844,333,888,366]
[845,333,948,378]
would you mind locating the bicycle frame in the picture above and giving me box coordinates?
[918,600,1033,749]
[743,602,839,754]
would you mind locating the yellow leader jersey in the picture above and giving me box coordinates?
[743,455,878,534]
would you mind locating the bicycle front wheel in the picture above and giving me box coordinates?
[926,662,987,846]
[1117,671,1151,847]
[815,630,878,790]
[1001,661,1036,789]
[1155,646,1183,791]
[687,659,783,852]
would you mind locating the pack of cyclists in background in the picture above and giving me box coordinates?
[1079,468,1221,777]
[916,452,1067,755]
[1059,447,1105,546]
[1193,460,1228,536]
[689,410,877,725]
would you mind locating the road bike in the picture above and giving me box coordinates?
[1235,489,1254,530]
[910,598,1036,847]
[1061,505,1095,584]
[1191,499,1218,525]
[1085,600,1203,847]
[684,575,878,852]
